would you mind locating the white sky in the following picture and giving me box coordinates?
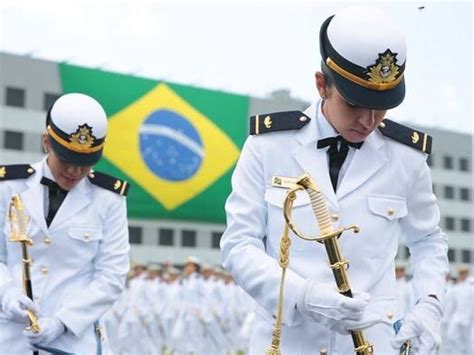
[0,0,472,134]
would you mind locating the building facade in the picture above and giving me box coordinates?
[1,52,472,273]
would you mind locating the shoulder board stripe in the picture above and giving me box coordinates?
[249,111,310,135]
[88,171,131,196]
[378,119,432,154]
[0,164,35,181]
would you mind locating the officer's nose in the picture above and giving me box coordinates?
[66,164,84,176]
[358,110,375,130]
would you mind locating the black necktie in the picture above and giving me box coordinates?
[317,136,363,191]
[40,177,68,227]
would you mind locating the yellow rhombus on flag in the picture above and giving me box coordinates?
[104,83,240,210]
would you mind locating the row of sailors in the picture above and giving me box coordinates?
[101,259,472,355]
[102,257,256,355]
[395,265,474,355]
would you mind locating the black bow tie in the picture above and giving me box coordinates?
[316,136,363,192]
[40,177,67,193]
[317,136,363,150]
[41,177,68,227]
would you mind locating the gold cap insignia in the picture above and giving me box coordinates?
[70,124,95,149]
[411,131,420,144]
[367,49,401,84]
[0,167,6,178]
[264,115,272,129]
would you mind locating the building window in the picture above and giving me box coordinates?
[445,217,455,231]
[460,188,471,201]
[159,228,174,246]
[443,156,453,170]
[460,218,471,232]
[5,87,25,107]
[426,155,433,167]
[181,230,196,247]
[459,157,470,172]
[444,186,455,200]
[461,250,472,263]
[129,226,143,244]
[44,93,61,111]
[4,130,24,150]
[211,232,223,249]
[447,249,456,262]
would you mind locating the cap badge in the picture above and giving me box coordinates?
[367,49,401,84]
[411,131,420,144]
[70,124,95,149]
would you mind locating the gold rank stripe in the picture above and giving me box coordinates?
[422,133,428,153]
[47,125,104,153]
[326,57,403,91]
[255,115,260,135]
[120,180,128,196]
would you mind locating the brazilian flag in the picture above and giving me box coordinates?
[60,64,249,223]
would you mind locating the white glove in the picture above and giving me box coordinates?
[392,296,443,355]
[1,286,39,323]
[297,280,370,333]
[23,317,66,346]
[332,307,386,335]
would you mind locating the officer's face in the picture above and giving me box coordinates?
[316,72,386,143]
[43,134,92,190]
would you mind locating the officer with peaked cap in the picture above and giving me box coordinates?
[0,93,131,354]
[221,5,448,354]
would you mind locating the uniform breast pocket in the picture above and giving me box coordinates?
[367,194,407,221]
[68,226,103,243]
[264,188,320,252]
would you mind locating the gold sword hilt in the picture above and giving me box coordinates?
[274,174,373,355]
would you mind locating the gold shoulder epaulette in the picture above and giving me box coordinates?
[249,111,311,135]
[88,171,130,196]
[378,119,432,154]
[0,164,35,181]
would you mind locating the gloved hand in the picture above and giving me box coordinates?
[332,307,386,335]
[392,296,443,355]
[296,280,370,333]
[23,317,66,346]
[1,286,39,323]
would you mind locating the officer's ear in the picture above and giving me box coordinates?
[315,71,328,99]
[41,133,50,153]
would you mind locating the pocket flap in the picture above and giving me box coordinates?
[264,187,310,208]
[68,226,103,242]
[368,195,407,220]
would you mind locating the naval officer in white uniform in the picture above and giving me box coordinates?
[221,6,448,355]
[0,93,131,354]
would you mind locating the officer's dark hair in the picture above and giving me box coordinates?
[321,61,335,88]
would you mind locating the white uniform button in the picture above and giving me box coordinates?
[84,233,90,240]
[44,237,51,245]
[299,116,308,122]
[320,347,328,354]
[40,266,48,275]
[387,311,394,319]
[387,208,395,216]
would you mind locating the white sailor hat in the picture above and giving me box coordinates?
[184,256,201,266]
[320,6,407,110]
[46,93,107,166]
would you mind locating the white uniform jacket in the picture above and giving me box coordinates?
[0,158,130,354]
[220,101,449,354]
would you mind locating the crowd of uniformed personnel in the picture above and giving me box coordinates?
[103,257,257,355]
[102,260,473,355]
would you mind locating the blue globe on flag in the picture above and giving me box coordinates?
[139,110,204,181]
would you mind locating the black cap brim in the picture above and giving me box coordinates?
[322,61,406,110]
[49,136,102,167]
